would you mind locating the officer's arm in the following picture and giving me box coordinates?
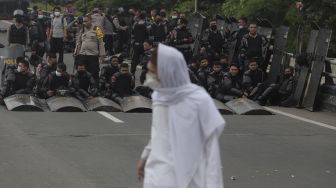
[110,75,117,91]
[96,27,106,57]
[63,18,68,38]
[7,25,11,46]
[26,75,36,92]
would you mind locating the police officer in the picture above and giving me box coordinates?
[207,20,225,58]
[0,60,36,100]
[91,7,104,29]
[233,17,249,64]
[75,15,106,82]
[99,56,120,96]
[43,63,70,98]
[216,64,243,102]
[239,22,267,70]
[70,62,97,101]
[7,9,29,47]
[28,13,46,58]
[167,10,179,32]
[109,63,135,102]
[131,12,149,75]
[140,39,154,84]
[35,53,58,98]
[207,62,225,97]
[256,66,295,106]
[169,18,193,62]
[197,57,212,90]
[242,59,265,99]
[149,15,168,44]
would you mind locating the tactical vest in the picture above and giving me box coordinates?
[9,24,27,45]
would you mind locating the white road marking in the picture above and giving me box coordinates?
[264,107,336,131]
[97,111,124,124]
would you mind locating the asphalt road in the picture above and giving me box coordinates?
[0,20,335,188]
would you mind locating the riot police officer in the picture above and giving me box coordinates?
[216,64,244,102]
[0,60,36,99]
[140,40,154,84]
[196,57,212,89]
[8,9,28,47]
[70,62,97,101]
[99,56,120,96]
[207,20,225,58]
[207,62,225,97]
[149,15,168,44]
[43,63,71,98]
[242,59,265,99]
[35,53,58,98]
[109,63,135,102]
[131,12,149,75]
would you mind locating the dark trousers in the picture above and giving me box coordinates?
[104,34,114,56]
[50,37,64,63]
[131,44,143,75]
[77,55,99,82]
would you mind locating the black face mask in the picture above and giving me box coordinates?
[211,25,217,30]
[77,71,86,75]
[284,74,291,78]
[16,17,23,23]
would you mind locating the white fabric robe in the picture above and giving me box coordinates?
[141,44,225,188]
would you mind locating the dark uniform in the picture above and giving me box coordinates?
[140,48,153,84]
[150,22,167,44]
[207,70,226,97]
[109,72,135,100]
[8,24,28,46]
[242,68,265,98]
[99,64,119,95]
[216,73,243,102]
[131,19,148,75]
[0,70,36,97]
[43,72,70,97]
[197,67,212,90]
[239,34,266,69]
[35,63,57,98]
[207,28,224,56]
[70,71,97,100]
[170,26,193,62]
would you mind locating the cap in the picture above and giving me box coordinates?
[13,9,24,16]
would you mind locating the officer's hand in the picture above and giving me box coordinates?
[99,56,105,64]
[0,95,4,105]
[136,159,146,182]
[63,36,68,42]
[47,90,54,97]
[88,96,94,100]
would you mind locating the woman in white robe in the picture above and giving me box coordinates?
[137,44,225,188]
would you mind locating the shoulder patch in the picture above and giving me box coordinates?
[95,27,104,40]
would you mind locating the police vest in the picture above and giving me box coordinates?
[9,24,27,45]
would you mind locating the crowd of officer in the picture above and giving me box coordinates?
[1,4,295,107]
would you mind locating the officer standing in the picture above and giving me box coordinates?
[48,6,68,63]
[149,15,168,44]
[7,9,29,47]
[131,12,149,75]
[207,20,225,59]
[75,15,106,82]
[140,40,154,84]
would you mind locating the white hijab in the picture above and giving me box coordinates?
[152,44,225,188]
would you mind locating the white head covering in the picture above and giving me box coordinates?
[152,44,225,187]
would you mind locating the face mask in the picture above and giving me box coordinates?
[38,15,44,19]
[17,67,23,73]
[284,74,291,78]
[77,70,85,75]
[239,25,244,29]
[172,15,177,19]
[54,12,61,17]
[211,25,217,30]
[144,73,161,89]
[16,17,23,23]
[55,71,62,77]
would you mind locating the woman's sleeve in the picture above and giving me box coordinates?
[140,139,152,160]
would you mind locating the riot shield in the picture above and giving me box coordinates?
[293,29,320,107]
[267,26,290,83]
[120,95,152,113]
[0,45,25,87]
[84,97,122,112]
[225,98,273,115]
[303,29,332,111]
[4,94,44,111]
[226,17,239,63]
[213,99,234,114]
[257,18,273,60]
[187,12,208,57]
[46,96,87,112]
